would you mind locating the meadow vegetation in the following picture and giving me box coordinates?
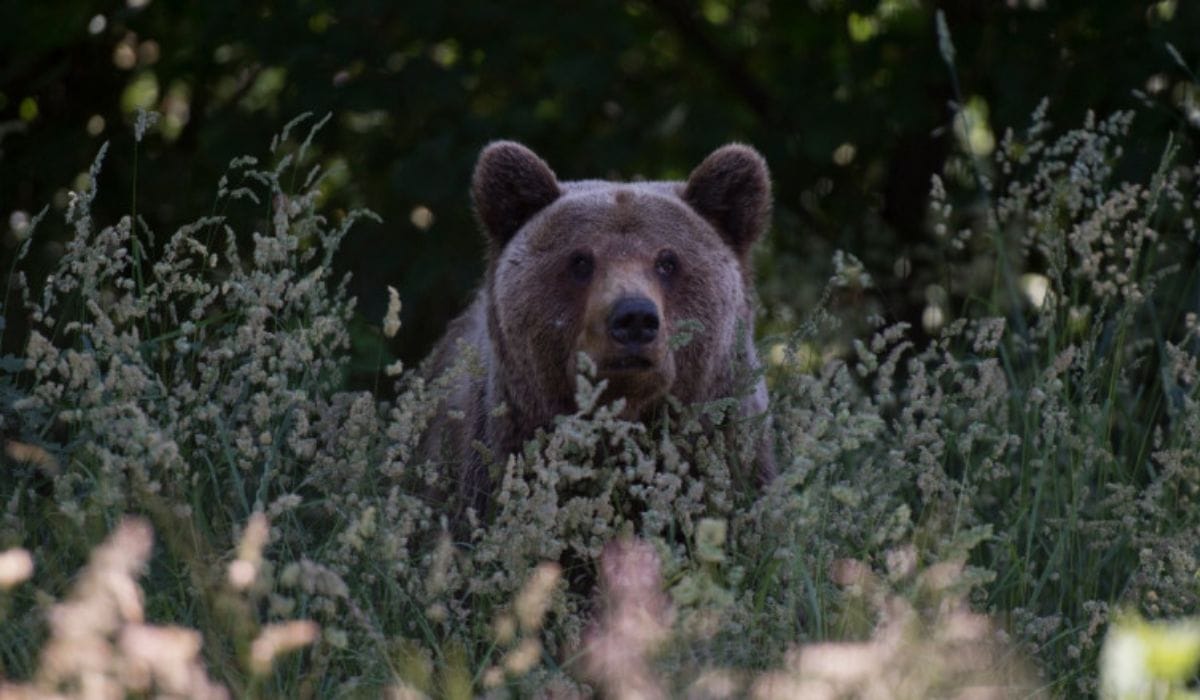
[2,101,1200,698]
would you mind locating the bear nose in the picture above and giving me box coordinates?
[608,296,660,347]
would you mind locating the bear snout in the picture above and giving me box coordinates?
[607,296,659,348]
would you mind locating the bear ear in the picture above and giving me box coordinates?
[472,141,561,250]
[683,144,772,259]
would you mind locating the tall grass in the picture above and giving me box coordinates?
[1,102,1198,697]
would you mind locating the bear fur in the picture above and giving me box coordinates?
[423,141,774,516]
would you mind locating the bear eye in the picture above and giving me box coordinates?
[655,251,679,279]
[568,252,594,282]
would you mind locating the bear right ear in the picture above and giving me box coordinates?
[471,141,561,250]
[683,144,772,261]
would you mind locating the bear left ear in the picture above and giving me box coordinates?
[683,144,772,260]
[472,141,561,252]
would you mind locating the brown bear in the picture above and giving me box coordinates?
[423,141,774,516]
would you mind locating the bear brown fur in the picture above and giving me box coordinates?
[423,141,774,516]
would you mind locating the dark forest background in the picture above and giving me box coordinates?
[3,1,1198,378]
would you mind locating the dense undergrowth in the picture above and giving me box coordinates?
[1,102,1199,698]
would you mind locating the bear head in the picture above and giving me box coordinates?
[471,141,771,425]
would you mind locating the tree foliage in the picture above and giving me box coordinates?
[2,1,1198,369]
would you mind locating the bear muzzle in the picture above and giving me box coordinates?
[607,296,660,349]
[592,294,663,374]
[574,266,675,408]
